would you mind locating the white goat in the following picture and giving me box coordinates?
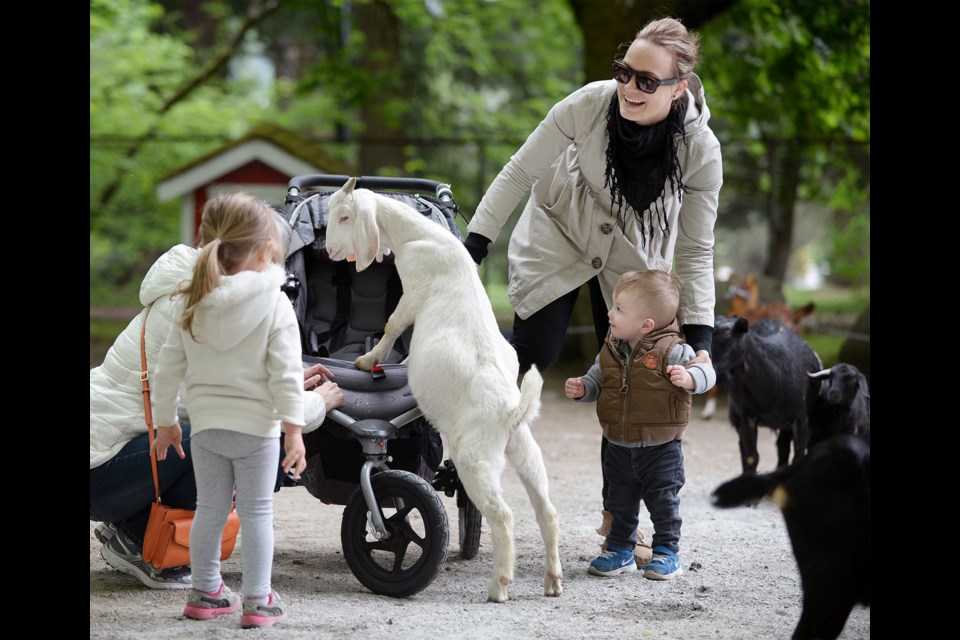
[325,177,563,603]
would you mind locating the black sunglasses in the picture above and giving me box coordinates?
[612,61,679,94]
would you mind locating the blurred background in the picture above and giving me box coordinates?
[90,0,869,377]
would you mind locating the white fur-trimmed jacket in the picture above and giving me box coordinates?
[90,246,325,469]
[467,77,722,326]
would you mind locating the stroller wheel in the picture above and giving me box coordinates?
[457,491,482,560]
[341,470,449,598]
[434,459,482,559]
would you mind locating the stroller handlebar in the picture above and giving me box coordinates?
[288,174,453,202]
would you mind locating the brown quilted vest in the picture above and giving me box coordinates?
[597,319,692,444]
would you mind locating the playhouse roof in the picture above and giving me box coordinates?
[156,123,355,202]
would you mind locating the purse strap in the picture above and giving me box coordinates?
[140,305,164,504]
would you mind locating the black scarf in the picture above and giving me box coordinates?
[603,93,687,247]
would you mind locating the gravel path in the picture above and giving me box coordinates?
[89,366,869,639]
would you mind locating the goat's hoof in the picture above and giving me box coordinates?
[354,355,375,371]
[487,589,509,603]
[488,579,510,603]
[544,575,563,597]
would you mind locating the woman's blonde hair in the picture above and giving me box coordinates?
[179,192,279,340]
[635,17,700,79]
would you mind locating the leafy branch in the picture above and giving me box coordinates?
[96,0,283,209]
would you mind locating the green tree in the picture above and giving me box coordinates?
[697,0,870,289]
[272,0,585,282]
[91,0,869,309]
[91,0,587,305]
[90,0,279,302]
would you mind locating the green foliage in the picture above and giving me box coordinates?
[784,284,868,316]
[90,0,584,306]
[90,0,275,305]
[275,0,583,274]
[697,0,870,283]
[89,0,869,313]
[827,211,869,287]
[700,0,870,142]
[803,332,845,369]
[483,281,512,314]
[90,318,130,345]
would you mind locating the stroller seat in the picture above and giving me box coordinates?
[302,355,419,422]
[299,233,408,364]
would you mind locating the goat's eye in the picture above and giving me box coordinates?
[339,216,349,223]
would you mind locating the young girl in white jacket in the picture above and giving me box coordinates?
[90,223,341,591]
[150,192,306,629]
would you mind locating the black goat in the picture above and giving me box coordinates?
[712,316,822,474]
[807,363,870,450]
[712,434,870,640]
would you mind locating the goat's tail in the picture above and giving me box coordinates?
[711,465,796,509]
[514,365,544,429]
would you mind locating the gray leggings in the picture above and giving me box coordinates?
[190,429,278,599]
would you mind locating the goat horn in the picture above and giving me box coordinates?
[807,368,832,378]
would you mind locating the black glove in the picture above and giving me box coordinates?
[682,324,713,357]
[463,233,492,265]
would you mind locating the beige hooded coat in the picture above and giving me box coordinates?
[467,76,722,327]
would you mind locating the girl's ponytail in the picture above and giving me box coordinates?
[180,238,222,340]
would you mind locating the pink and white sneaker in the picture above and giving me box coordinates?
[183,582,241,620]
[241,590,287,628]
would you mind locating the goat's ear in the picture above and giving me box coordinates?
[343,176,357,193]
[857,374,870,399]
[352,194,380,272]
[733,316,750,334]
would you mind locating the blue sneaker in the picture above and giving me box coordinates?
[588,547,637,576]
[643,545,682,580]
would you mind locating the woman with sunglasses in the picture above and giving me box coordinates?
[463,16,721,567]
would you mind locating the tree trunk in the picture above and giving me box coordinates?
[569,0,736,82]
[764,139,803,288]
[569,1,630,82]
[355,0,407,175]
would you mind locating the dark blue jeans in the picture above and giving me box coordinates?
[511,276,609,374]
[604,439,685,554]
[89,424,198,545]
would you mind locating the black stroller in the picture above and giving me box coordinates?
[279,175,482,598]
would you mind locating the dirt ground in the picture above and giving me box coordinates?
[89,364,869,639]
